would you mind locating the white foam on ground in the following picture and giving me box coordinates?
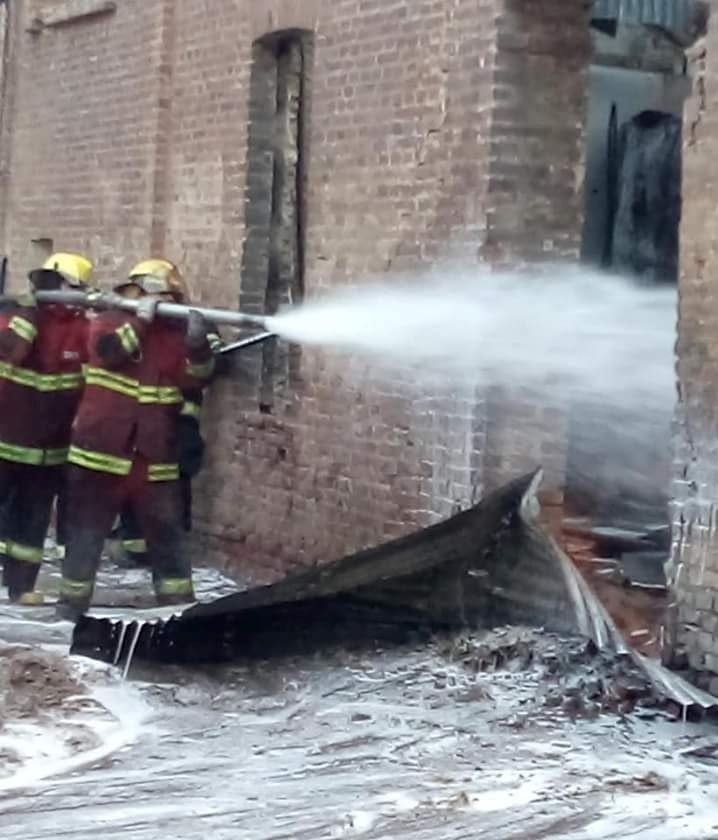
[0,661,151,793]
[332,809,377,837]
[466,780,542,813]
[88,604,189,621]
[327,758,717,838]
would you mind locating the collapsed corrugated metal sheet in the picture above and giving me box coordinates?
[592,0,707,44]
[70,469,717,712]
[72,471,618,665]
[637,654,717,710]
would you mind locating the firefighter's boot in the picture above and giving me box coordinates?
[16,591,46,606]
[154,575,195,608]
[5,554,43,605]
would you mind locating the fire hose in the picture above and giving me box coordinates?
[0,289,276,353]
[32,289,272,330]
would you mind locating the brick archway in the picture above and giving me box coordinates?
[249,0,322,42]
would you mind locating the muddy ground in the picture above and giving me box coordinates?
[1,559,718,838]
[1,628,718,836]
[0,644,89,776]
[0,638,148,788]
[0,645,82,721]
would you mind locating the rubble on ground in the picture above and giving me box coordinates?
[438,626,679,720]
[0,644,84,721]
[0,642,147,787]
[2,614,718,837]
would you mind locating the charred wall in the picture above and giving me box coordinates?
[668,14,718,685]
[0,0,590,583]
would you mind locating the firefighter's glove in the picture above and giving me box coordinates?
[136,296,160,323]
[185,309,210,351]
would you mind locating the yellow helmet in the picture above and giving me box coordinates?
[29,252,94,288]
[120,258,189,303]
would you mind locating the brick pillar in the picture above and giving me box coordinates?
[149,0,178,257]
[0,0,15,260]
[482,0,591,527]
[668,21,718,684]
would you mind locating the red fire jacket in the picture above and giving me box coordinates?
[0,302,87,466]
[68,311,214,481]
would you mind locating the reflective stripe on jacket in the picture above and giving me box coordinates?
[69,311,213,479]
[0,303,87,465]
[178,325,225,421]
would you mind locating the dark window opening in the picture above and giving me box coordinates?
[581,15,694,286]
[240,28,312,408]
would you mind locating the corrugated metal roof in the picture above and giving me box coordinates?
[592,0,707,44]
[637,654,718,710]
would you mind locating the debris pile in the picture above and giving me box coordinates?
[0,645,94,781]
[563,521,668,658]
[440,627,670,719]
[0,644,84,722]
[0,642,150,789]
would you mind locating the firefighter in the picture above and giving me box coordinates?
[109,323,225,568]
[0,253,92,604]
[57,259,214,621]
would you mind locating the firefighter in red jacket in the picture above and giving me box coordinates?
[56,259,214,621]
[110,324,226,568]
[0,253,92,604]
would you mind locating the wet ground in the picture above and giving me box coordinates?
[1,558,718,839]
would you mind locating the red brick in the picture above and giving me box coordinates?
[0,0,590,585]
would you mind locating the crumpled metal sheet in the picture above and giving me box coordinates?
[70,469,718,713]
[637,654,718,710]
[72,470,598,665]
[547,528,717,711]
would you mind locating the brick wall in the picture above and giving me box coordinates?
[189,0,503,579]
[482,0,590,516]
[0,0,168,286]
[0,0,15,255]
[0,0,592,585]
[190,0,592,581]
[667,18,718,685]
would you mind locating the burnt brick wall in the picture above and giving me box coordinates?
[0,0,17,258]
[0,0,592,584]
[189,0,504,580]
[668,20,718,683]
[188,0,591,581]
[0,0,168,286]
[481,0,590,517]
[0,1,8,164]
[239,29,309,409]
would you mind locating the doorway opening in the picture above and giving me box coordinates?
[564,0,708,654]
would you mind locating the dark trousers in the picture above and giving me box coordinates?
[59,459,194,612]
[116,476,193,568]
[0,461,59,599]
[116,502,150,566]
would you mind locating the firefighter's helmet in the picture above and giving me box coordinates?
[120,259,189,303]
[29,252,94,289]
